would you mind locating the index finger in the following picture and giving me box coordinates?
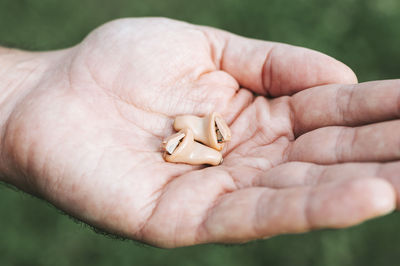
[291,80,400,135]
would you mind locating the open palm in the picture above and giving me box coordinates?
[2,18,399,248]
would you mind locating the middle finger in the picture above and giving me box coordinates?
[288,120,400,164]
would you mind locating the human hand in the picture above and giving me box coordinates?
[0,17,397,248]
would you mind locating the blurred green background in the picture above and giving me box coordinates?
[1,0,399,265]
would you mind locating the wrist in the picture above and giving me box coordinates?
[0,47,48,184]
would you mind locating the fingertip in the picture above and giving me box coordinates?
[330,58,358,85]
[359,178,396,217]
[304,49,358,87]
[309,177,395,229]
[332,177,395,227]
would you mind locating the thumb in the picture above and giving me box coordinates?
[199,26,357,96]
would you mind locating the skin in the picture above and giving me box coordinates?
[0,17,399,248]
